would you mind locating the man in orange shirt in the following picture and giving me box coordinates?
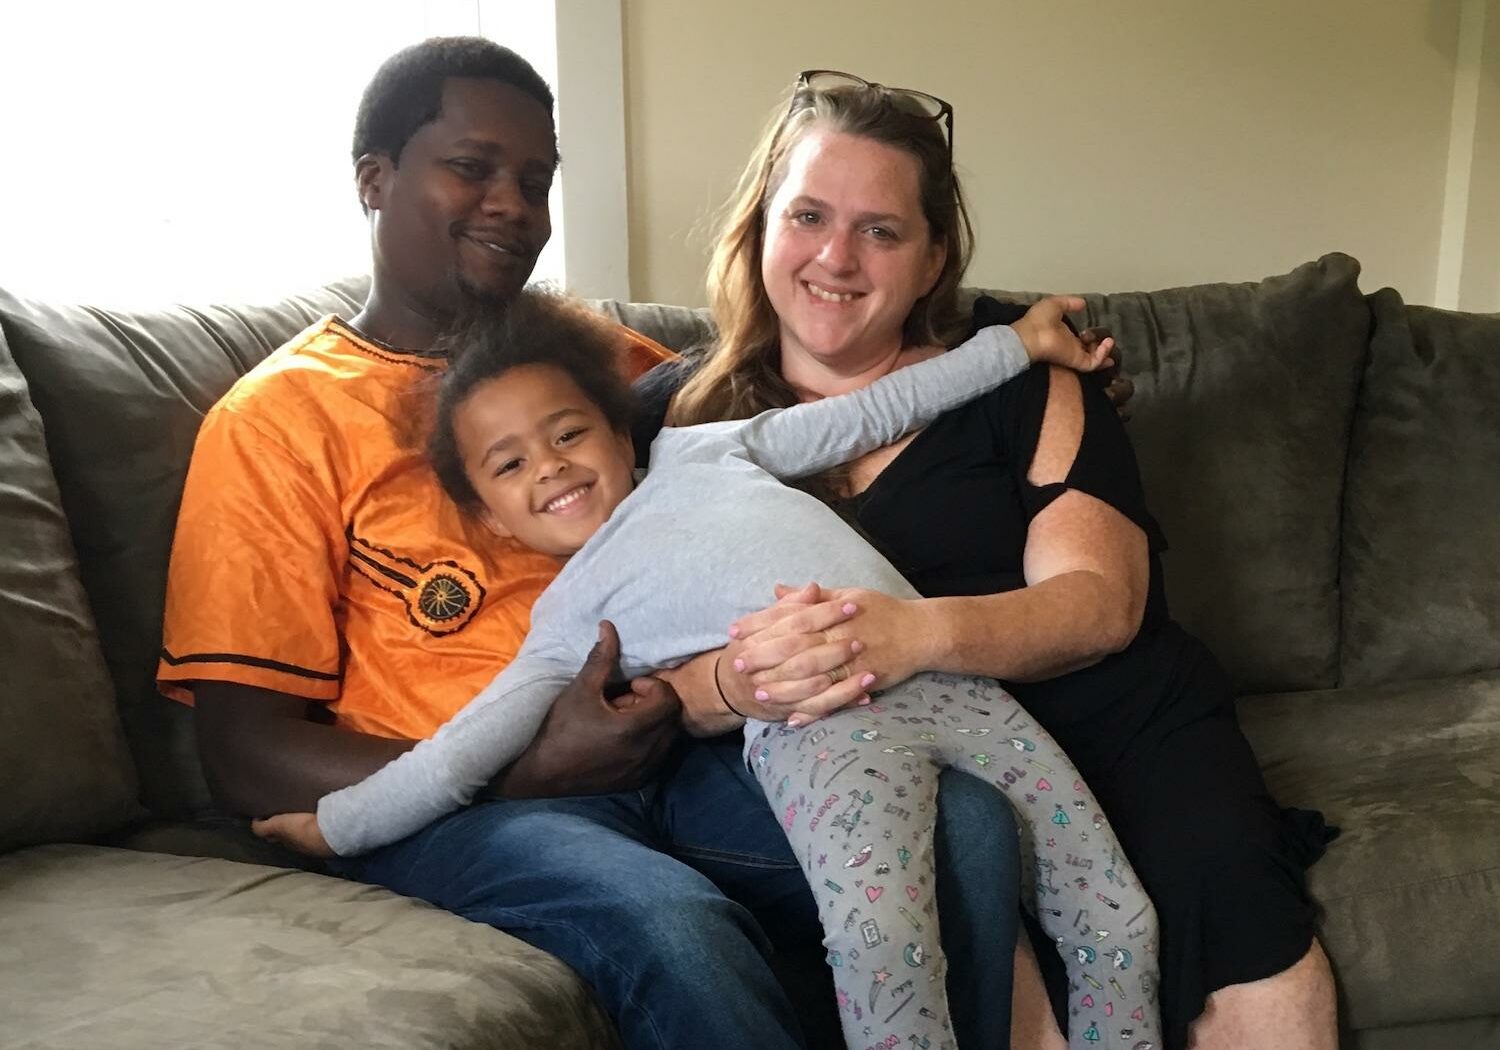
[161,40,680,809]
[160,37,1022,1050]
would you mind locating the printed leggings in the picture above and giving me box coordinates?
[748,671,1161,1050]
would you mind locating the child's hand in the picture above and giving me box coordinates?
[251,812,335,858]
[1010,296,1115,373]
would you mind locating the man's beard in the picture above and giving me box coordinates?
[444,271,526,336]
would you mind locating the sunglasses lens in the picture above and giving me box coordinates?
[802,70,870,94]
[802,72,946,120]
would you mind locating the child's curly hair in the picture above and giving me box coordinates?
[429,290,638,513]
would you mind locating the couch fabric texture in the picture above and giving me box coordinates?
[1,253,1496,1048]
[1340,293,1500,686]
[0,844,619,1050]
[0,282,368,819]
[0,327,138,852]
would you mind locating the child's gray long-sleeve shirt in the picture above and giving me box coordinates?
[319,325,1030,855]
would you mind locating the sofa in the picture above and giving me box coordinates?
[1,253,1496,1049]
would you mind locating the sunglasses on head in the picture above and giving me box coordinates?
[790,69,954,157]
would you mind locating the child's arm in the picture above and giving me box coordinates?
[724,297,1104,481]
[313,660,572,856]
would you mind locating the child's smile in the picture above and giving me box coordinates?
[453,363,637,558]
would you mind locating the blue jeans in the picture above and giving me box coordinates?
[336,735,1021,1050]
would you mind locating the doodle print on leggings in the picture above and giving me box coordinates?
[751,671,1160,1050]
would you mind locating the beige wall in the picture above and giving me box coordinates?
[622,0,1485,309]
[1459,0,1500,309]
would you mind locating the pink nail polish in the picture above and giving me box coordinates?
[733,658,746,673]
[857,696,872,706]
[860,673,877,688]
[841,602,857,615]
[728,625,741,638]
[850,640,865,654]
[787,715,805,729]
[755,689,770,701]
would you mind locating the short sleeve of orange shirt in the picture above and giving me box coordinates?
[158,315,674,741]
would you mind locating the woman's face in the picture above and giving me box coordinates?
[760,128,946,375]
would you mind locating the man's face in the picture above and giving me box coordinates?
[363,78,556,320]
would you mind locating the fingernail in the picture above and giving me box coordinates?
[733,658,746,673]
[850,640,865,655]
[787,715,805,728]
[755,689,770,701]
[728,625,741,638]
[841,602,857,615]
[857,696,872,706]
[860,673,877,688]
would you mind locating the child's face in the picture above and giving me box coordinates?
[454,364,636,558]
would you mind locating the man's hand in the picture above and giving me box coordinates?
[251,812,335,858]
[490,621,683,799]
[1080,325,1135,420]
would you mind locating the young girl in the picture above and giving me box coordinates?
[259,290,1159,1050]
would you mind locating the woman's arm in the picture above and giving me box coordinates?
[729,367,1150,716]
[726,299,1109,481]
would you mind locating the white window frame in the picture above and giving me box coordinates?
[461,0,632,300]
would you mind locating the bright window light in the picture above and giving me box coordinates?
[0,1,566,306]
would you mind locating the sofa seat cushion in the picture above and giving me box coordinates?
[1236,671,1500,1030]
[0,844,618,1050]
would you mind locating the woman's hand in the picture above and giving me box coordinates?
[728,583,939,726]
[252,812,335,858]
[655,642,804,736]
[1011,296,1115,374]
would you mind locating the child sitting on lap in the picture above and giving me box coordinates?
[258,290,1160,1050]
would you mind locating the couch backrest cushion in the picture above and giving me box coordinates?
[980,254,1370,693]
[587,299,716,354]
[1340,291,1500,685]
[0,326,140,850]
[0,279,370,818]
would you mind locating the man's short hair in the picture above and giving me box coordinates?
[352,36,557,165]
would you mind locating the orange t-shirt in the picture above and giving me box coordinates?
[158,315,674,740]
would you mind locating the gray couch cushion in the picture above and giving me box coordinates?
[1350,1017,1500,1050]
[1341,292,1500,686]
[587,298,715,354]
[980,254,1370,694]
[0,329,138,851]
[1236,671,1500,1031]
[0,843,619,1050]
[0,280,370,819]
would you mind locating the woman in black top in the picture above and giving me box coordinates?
[643,71,1336,1050]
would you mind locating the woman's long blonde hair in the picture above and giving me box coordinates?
[668,79,975,428]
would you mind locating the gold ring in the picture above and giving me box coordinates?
[827,664,849,684]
